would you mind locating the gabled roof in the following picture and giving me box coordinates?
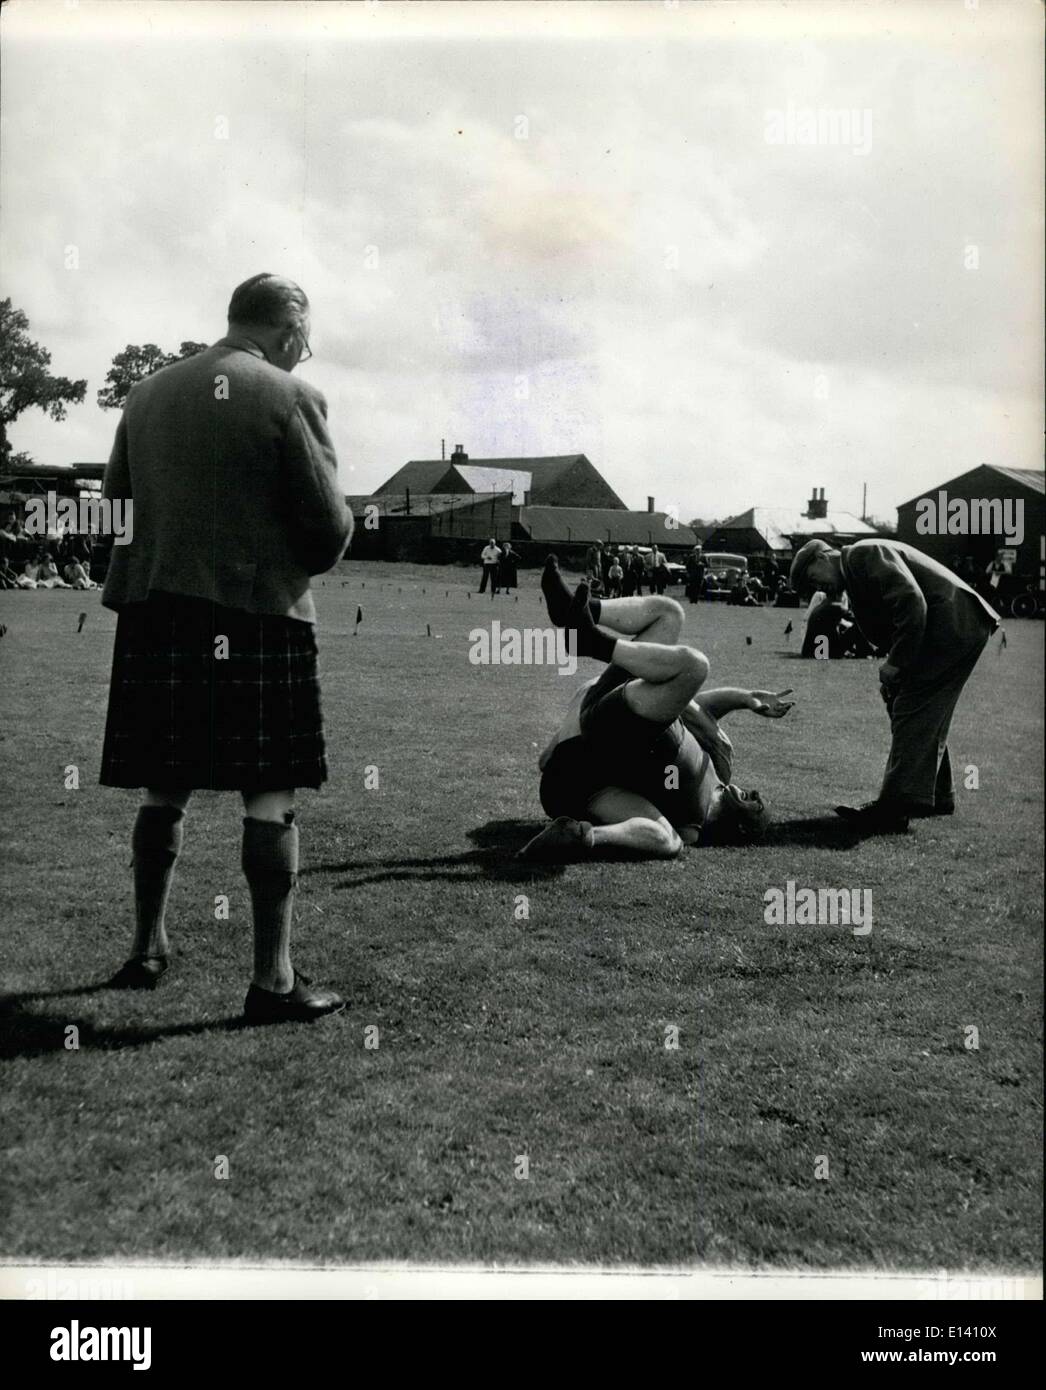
[714,506,875,551]
[450,465,532,504]
[519,504,696,547]
[375,454,626,508]
[345,492,506,518]
[989,466,1045,493]
[373,460,454,496]
[898,464,1045,509]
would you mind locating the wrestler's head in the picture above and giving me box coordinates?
[702,783,769,844]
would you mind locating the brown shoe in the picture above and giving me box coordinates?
[244,969,345,1024]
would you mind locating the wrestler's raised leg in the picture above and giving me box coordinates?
[594,594,684,642]
[543,556,684,643]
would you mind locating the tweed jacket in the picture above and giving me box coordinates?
[840,539,999,680]
[102,336,352,624]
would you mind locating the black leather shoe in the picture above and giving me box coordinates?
[108,956,169,990]
[833,801,910,834]
[905,800,955,818]
[244,969,345,1024]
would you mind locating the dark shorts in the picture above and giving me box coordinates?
[539,664,710,824]
[100,591,328,791]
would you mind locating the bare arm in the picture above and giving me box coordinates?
[693,687,795,721]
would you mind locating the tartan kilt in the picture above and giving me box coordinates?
[100,591,328,791]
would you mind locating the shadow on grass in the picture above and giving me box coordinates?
[303,818,568,888]
[0,1003,263,1061]
[763,814,863,849]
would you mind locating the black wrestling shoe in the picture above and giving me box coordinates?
[518,817,595,862]
[107,956,169,990]
[244,969,345,1024]
[566,584,616,663]
[542,556,602,626]
[834,801,910,834]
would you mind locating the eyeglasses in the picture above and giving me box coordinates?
[297,332,313,362]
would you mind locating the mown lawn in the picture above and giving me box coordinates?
[0,561,1041,1269]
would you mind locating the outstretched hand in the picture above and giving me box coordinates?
[750,689,795,718]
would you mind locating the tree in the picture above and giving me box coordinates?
[97,340,209,411]
[0,299,88,465]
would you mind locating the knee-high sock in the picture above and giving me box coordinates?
[130,805,184,958]
[542,556,601,626]
[242,815,298,990]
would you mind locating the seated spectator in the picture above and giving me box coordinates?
[28,548,71,588]
[63,557,97,589]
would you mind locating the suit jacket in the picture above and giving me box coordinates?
[840,539,998,680]
[102,336,353,624]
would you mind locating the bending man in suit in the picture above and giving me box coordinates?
[789,538,999,833]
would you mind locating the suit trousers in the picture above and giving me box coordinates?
[879,627,992,809]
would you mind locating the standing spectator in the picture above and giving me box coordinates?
[99,272,352,1021]
[498,541,518,594]
[628,547,647,596]
[619,547,635,597]
[479,538,502,594]
[685,546,706,604]
[584,539,604,583]
[653,550,670,595]
[607,553,624,598]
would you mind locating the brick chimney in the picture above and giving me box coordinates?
[647,496,655,513]
[806,486,828,520]
[450,444,468,465]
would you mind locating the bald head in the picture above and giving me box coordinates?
[228,273,309,331]
[789,538,842,597]
[227,273,311,373]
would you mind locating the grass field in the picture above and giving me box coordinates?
[1,561,1042,1271]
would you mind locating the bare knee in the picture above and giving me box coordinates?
[243,789,296,823]
[678,645,709,687]
[655,822,684,857]
[655,595,685,627]
[143,789,192,811]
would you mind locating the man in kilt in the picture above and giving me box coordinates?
[100,273,353,1022]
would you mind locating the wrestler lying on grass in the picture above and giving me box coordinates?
[519,559,795,861]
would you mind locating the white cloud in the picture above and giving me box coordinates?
[1,3,1041,520]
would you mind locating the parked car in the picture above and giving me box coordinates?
[702,551,748,601]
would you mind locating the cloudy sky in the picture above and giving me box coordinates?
[2,0,1041,522]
